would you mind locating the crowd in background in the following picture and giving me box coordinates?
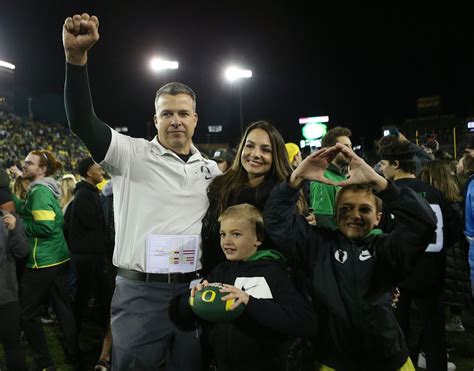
[0,112,89,173]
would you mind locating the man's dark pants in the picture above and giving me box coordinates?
[20,262,79,369]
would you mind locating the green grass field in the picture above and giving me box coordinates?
[1,305,474,370]
[0,325,74,370]
[412,306,474,371]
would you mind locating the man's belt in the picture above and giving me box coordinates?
[117,267,200,284]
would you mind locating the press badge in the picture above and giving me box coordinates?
[145,234,200,274]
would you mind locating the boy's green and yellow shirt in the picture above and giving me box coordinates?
[23,181,70,268]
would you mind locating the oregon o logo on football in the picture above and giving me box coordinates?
[201,290,216,303]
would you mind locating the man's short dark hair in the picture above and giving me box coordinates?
[377,134,399,152]
[321,127,352,148]
[77,157,95,178]
[379,141,417,175]
[155,82,196,111]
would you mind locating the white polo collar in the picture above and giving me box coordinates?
[150,136,203,162]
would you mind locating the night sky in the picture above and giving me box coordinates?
[1,2,473,150]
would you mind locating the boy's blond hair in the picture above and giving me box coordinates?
[218,203,265,242]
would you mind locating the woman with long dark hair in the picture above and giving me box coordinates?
[201,120,307,274]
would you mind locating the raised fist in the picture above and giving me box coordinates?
[63,13,100,66]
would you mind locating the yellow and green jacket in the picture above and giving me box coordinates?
[23,178,70,268]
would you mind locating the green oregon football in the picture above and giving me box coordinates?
[189,283,245,322]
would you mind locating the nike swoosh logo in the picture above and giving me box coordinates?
[359,251,372,261]
[242,284,259,291]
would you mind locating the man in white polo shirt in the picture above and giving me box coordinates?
[63,13,220,370]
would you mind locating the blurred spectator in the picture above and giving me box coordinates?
[465,133,474,155]
[451,157,468,193]
[375,130,432,175]
[463,153,474,299]
[12,177,30,217]
[419,161,470,333]
[211,148,233,173]
[0,209,29,371]
[285,142,313,223]
[379,141,454,370]
[421,134,453,160]
[309,127,352,229]
[60,174,77,213]
[66,158,106,331]
[64,157,110,370]
[0,168,15,212]
[285,142,302,169]
[10,176,30,284]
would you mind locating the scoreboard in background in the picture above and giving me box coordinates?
[299,115,328,150]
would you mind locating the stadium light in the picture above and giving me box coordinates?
[224,66,252,82]
[299,116,329,124]
[150,57,179,71]
[0,60,15,70]
[224,66,253,135]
